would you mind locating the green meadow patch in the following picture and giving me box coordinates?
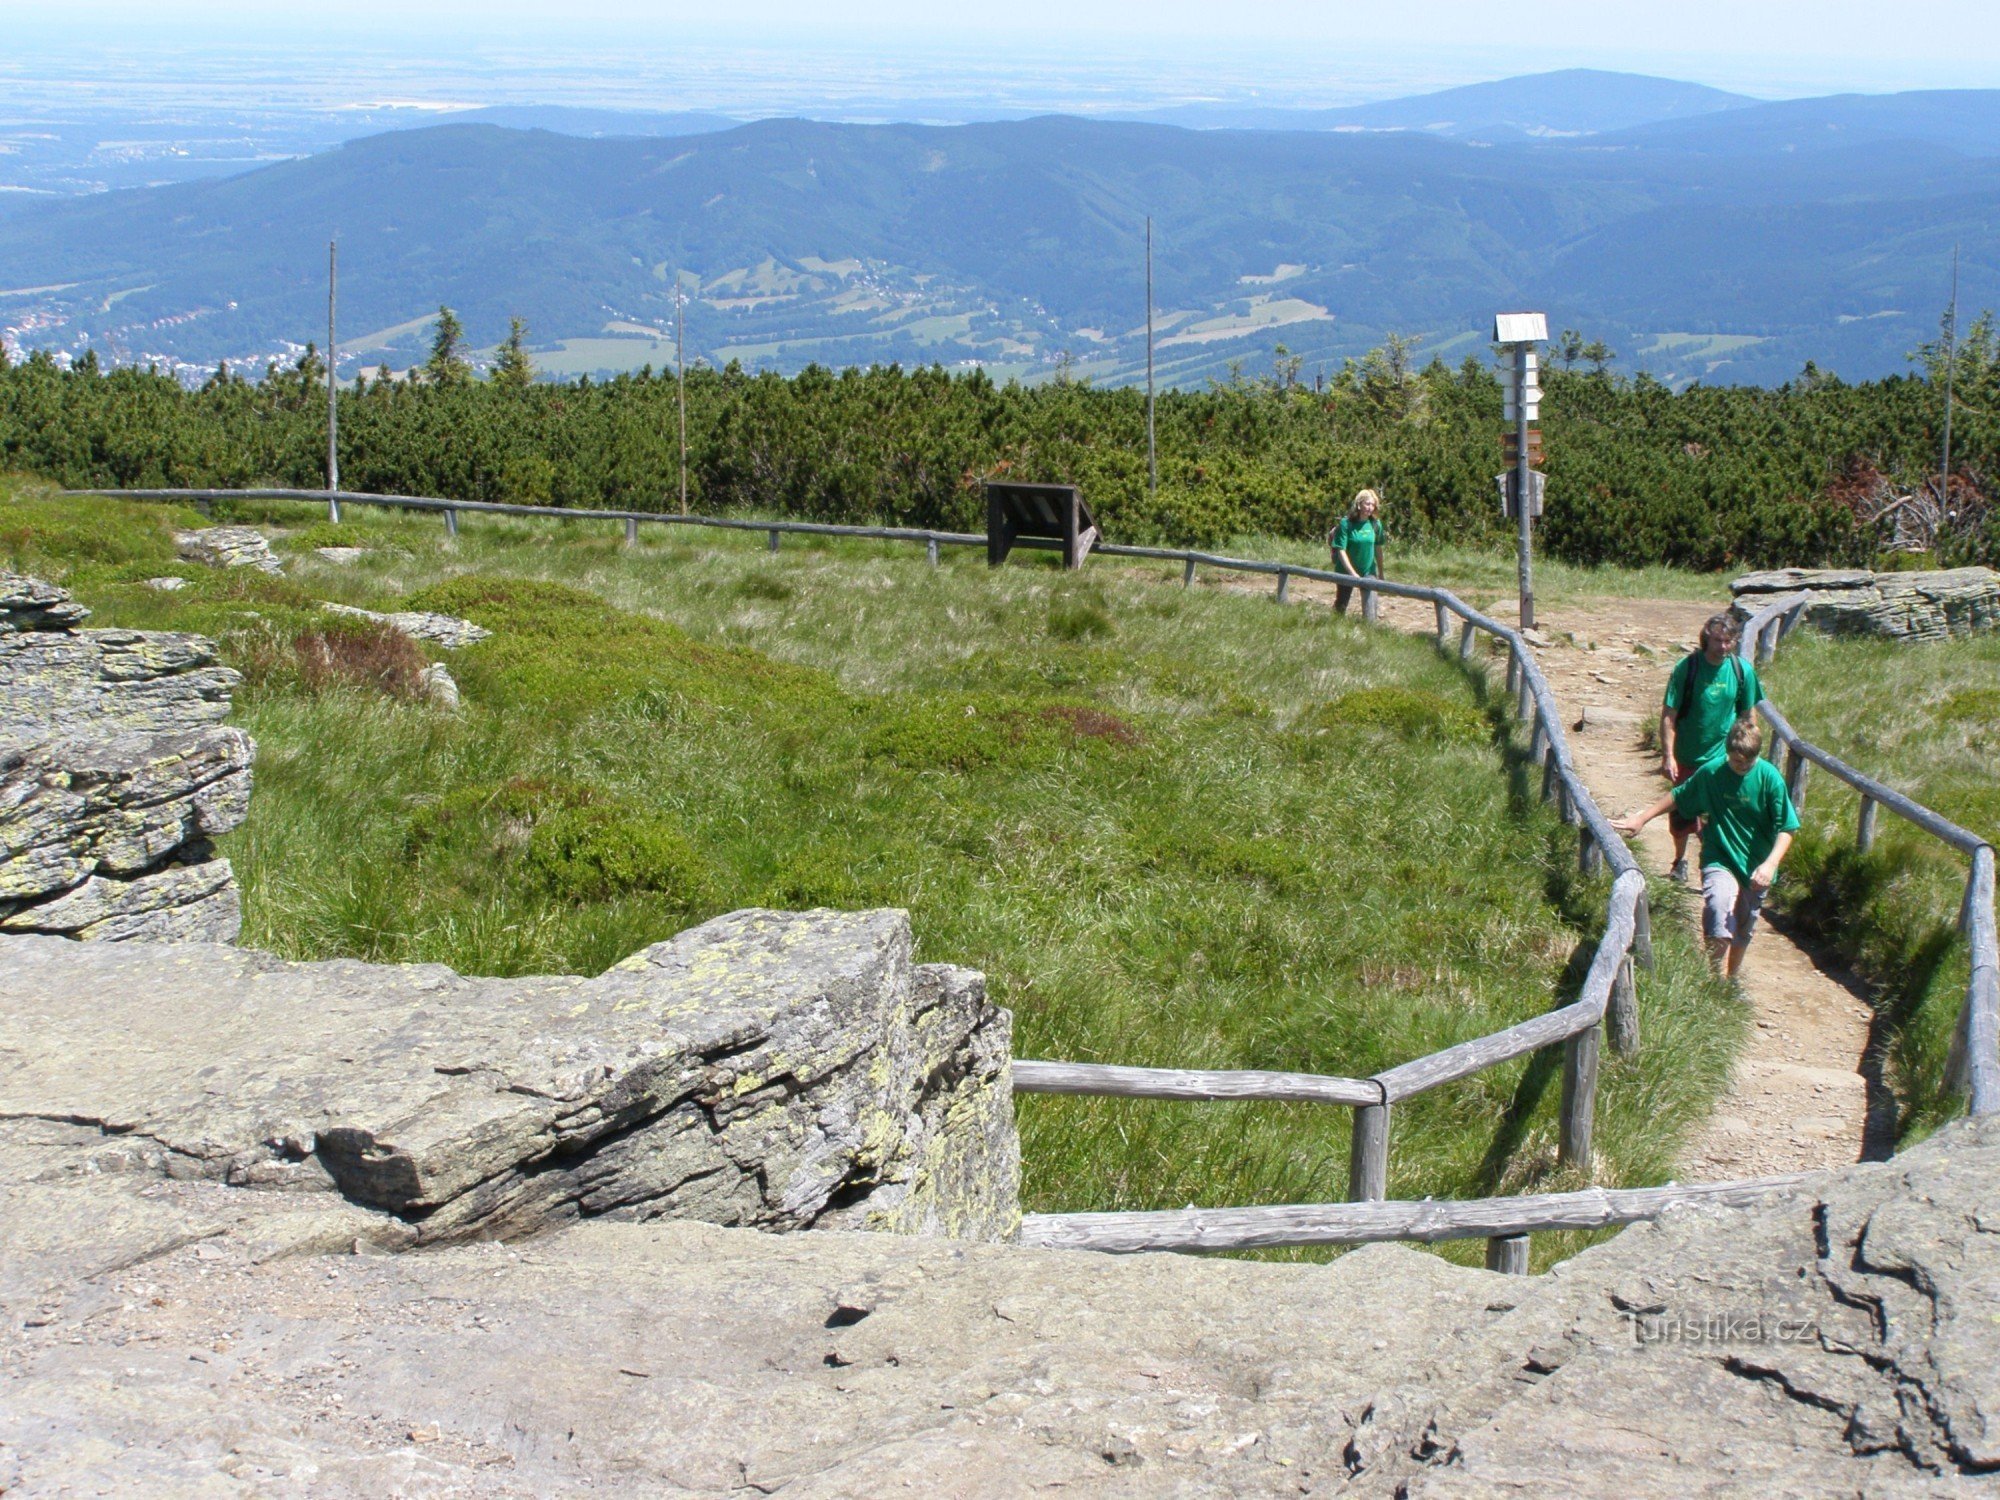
[3,479,1738,1262]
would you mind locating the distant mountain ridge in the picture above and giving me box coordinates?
[1123,69,1757,139]
[1,73,1995,389]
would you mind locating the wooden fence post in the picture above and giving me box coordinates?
[443,508,458,539]
[624,517,638,546]
[1505,651,1519,695]
[1608,956,1639,1056]
[1579,827,1602,876]
[1516,667,1532,723]
[768,529,781,553]
[1348,1102,1389,1202]
[1634,890,1655,971]
[1757,621,1777,665]
[1559,1024,1601,1172]
[1435,600,1449,646]
[927,537,940,568]
[1182,557,1197,588]
[1485,1235,1530,1275]
[1541,747,1559,805]
[1785,746,1809,810]
[1363,585,1378,624]
[1276,569,1290,604]
[1459,622,1477,662]
[328,494,341,525]
[1529,711,1547,765]
[1857,796,1878,853]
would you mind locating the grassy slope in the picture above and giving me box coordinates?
[2,480,1735,1262]
[1759,629,2000,1137]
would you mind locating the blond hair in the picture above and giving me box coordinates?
[1349,488,1382,523]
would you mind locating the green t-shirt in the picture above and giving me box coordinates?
[1671,755,1800,882]
[1332,517,1382,577]
[1663,652,1761,766]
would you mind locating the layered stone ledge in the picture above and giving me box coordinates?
[0,906,1019,1251]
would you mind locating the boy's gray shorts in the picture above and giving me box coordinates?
[1702,865,1767,945]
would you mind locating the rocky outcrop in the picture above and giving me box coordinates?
[0,573,250,943]
[0,1075,1991,1496]
[1732,565,2000,641]
[175,524,284,574]
[322,599,490,647]
[0,905,1018,1247]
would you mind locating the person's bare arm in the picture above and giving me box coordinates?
[1612,790,1678,837]
[1334,549,1356,576]
[1750,831,1793,890]
[1658,706,1679,780]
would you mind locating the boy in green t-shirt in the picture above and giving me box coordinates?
[1658,613,1763,885]
[1612,716,1799,979]
[1327,489,1385,615]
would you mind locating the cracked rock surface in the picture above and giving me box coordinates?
[0,574,250,942]
[321,600,491,648]
[0,1020,1992,1499]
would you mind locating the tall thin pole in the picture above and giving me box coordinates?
[676,283,688,516]
[1941,243,1959,507]
[326,239,340,522]
[1145,216,1157,499]
[1515,345,1534,630]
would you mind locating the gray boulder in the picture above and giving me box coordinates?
[322,600,491,648]
[1732,565,2000,642]
[0,575,251,943]
[0,905,1018,1247]
[175,524,285,575]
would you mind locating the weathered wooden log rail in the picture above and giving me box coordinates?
[70,486,1996,1263]
[1737,592,2000,1120]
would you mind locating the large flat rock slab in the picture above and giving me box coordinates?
[4,1119,1997,1496]
[0,906,1017,1248]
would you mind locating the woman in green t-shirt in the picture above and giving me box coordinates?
[1328,489,1385,615]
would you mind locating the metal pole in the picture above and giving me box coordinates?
[1941,243,1959,509]
[1145,216,1157,500]
[326,239,340,521]
[676,285,688,516]
[1515,345,1533,630]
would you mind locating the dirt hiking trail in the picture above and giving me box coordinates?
[1200,570,1888,1179]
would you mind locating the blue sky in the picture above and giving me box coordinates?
[12,1,2000,96]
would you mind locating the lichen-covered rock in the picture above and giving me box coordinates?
[322,600,490,647]
[0,627,239,746]
[0,575,251,945]
[0,571,92,633]
[175,524,285,575]
[0,906,1018,1246]
[1732,565,2000,641]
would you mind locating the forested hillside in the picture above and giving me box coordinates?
[2,338,1992,570]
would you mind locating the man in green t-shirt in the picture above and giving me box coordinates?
[1612,716,1799,978]
[1327,489,1385,615]
[1658,613,1763,884]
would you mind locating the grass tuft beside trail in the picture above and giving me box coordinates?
[1759,629,2000,1140]
[4,479,1738,1262]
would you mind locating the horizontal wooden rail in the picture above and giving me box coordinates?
[1012,1060,1379,1107]
[1017,1172,1811,1253]
[1374,871,1642,1103]
[1737,592,1998,1118]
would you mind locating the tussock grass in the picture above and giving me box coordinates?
[4,479,1737,1264]
[1758,629,2000,1139]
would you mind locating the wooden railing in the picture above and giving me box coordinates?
[1737,592,1999,1119]
[74,486,1993,1266]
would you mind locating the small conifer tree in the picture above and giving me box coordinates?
[423,306,472,386]
[492,317,534,389]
